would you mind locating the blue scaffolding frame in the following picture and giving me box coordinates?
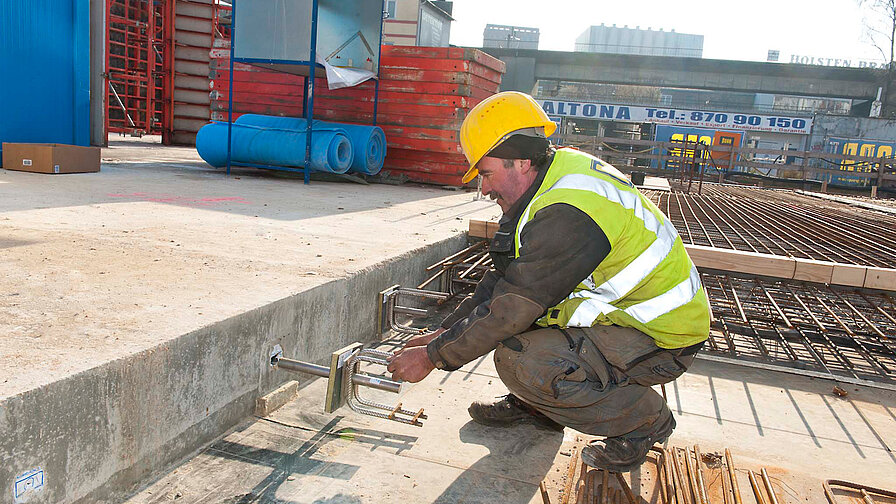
[225,0,384,184]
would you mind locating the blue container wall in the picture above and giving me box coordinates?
[0,0,91,162]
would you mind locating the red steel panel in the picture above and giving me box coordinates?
[385,148,467,164]
[380,46,506,73]
[208,44,505,184]
[106,0,160,136]
[379,168,466,185]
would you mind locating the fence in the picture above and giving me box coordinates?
[556,134,896,193]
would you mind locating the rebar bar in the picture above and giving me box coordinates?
[725,449,743,504]
[343,349,427,426]
[646,185,896,268]
[759,469,779,504]
[703,272,896,385]
[747,471,767,504]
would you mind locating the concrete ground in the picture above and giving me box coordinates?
[0,137,497,399]
[4,137,895,503]
[0,137,499,503]
[125,338,896,504]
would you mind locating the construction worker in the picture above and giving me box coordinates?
[387,91,710,472]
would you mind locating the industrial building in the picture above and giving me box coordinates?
[483,24,540,50]
[575,24,704,58]
[1,2,895,504]
[382,0,454,46]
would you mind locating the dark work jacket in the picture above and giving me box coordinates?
[426,153,612,371]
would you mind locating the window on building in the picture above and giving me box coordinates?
[385,0,396,19]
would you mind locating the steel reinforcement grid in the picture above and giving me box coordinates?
[410,240,896,388]
[701,272,896,387]
[643,185,896,269]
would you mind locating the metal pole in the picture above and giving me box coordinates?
[109,82,136,127]
[801,115,815,190]
[304,0,320,185]
[226,0,236,176]
[274,357,329,378]
[273,357,402,393]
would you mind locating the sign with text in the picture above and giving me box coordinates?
[537,100,813,135]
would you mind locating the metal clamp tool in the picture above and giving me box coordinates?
[270,343,427,427]
[377,285,450,336]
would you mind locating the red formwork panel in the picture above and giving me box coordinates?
[209,45,504,184]
[212,76,493,103]
[211,109,466,130]
[106,0,162,136]
[380,46,506,74]
[211,92,470,122]
[379,168,467,186]
[105,0,213,144]
[383,159,469,177]
[208,60,499,96]
[380,125,459,142]
[168,0,214,145]
[380,56,504,84]
[383,136,464,154]
[385,148,468,164]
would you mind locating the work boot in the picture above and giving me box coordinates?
[468,394,565,431]
[581,413,676,473]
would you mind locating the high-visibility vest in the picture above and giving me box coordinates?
[515,148,710,349]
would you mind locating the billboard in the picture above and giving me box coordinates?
[826,137,892,186]
[653,125,743,171]
[538,99,812,135]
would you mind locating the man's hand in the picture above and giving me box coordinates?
[402,327,445,351]
[387,346,435,383]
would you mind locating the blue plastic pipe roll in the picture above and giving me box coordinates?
[235,115,386,175]
[195,121,353,174]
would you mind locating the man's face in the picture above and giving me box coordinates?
[477,156,537,213]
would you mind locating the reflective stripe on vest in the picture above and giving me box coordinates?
[567,265,702,326]
[517,172,700,326]
[514,152,711,352]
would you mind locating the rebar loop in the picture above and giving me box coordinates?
[384,287,451,335]
[342,348,427,426]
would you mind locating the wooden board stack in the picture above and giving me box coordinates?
[208,43,505,185]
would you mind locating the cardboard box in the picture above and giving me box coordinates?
[2,143,100,174]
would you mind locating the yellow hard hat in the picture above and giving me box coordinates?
[459,91,557,184]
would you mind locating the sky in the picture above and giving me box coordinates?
[447,0,890,65]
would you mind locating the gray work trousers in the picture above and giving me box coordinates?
[494,325,700,438]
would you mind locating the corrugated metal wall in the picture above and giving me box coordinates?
[0,0,91,162]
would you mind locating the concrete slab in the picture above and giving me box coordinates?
[125,344,562,504]
[672,358,896,489]
[0,139,500,503]
[124,340,896,504]
[0,139,496,398]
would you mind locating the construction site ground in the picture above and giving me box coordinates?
[125,339,896,504]
[1,137,894,504]
[0,137,499,503]
[0,136,496,400]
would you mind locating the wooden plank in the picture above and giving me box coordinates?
[685,245,797,279]
[469,219,490,239]
[831,264,868,287]
[793,259,835,284]
[486,221,501,238]
[864,267,896,291]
